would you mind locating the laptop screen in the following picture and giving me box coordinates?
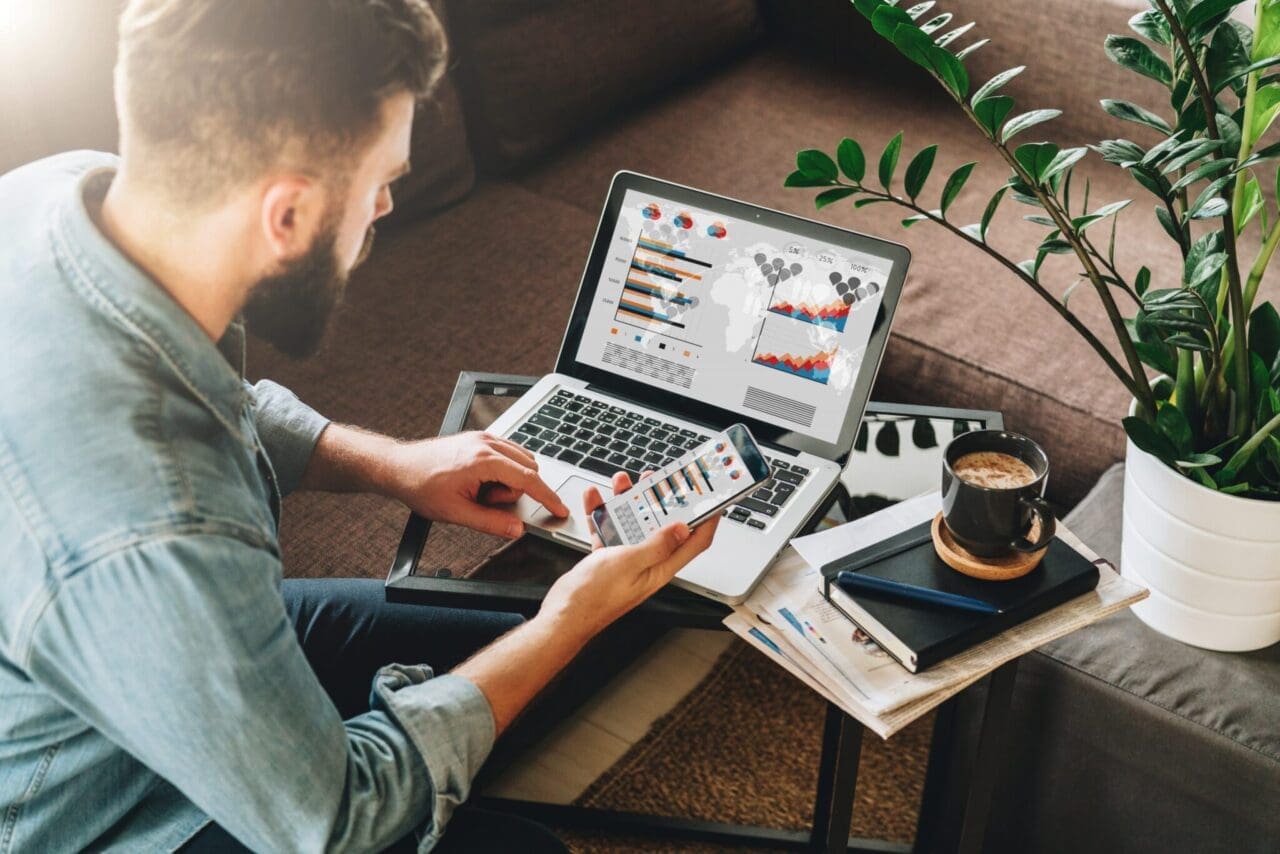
[570,187,901,447]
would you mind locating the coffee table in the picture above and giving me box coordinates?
[386,371,1013,852]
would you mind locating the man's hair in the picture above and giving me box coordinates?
[116,0,446,205]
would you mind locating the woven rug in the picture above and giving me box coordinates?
[556,640,934,852]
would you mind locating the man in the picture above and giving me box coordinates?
[0,1,717,851]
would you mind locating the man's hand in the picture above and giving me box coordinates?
[386,431,569,538]
[453,470,719,735]
[540,471,719,636]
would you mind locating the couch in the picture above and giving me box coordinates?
[6,1,1277,850]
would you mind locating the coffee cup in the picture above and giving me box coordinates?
[941,430,1055,558]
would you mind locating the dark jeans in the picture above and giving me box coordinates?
[180,578,566,853]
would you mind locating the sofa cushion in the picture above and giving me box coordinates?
[445,0,764,173]
[385,2,476,222]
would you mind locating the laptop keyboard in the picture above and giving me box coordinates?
[507,389,811,531]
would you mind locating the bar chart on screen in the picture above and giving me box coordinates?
[614,231,713,337]
[751,316,839,385]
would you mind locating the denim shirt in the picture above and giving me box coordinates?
[0,152,494,853]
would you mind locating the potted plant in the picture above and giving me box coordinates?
[786,0,1280,650]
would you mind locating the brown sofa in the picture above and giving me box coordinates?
[2,0,1182,578]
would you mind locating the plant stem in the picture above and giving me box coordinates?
[1156,0,1251,435]
[847,184,1150,403]
[956,102,1157,418]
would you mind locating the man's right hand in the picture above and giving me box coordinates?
[539,471,719,637]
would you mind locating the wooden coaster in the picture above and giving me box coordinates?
[930,512,1047,581]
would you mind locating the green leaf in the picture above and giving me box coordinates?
[1207,20,1252,94]
[1136,266,1152,296]
[1100,99,1172,133]
[939,162,977,216]
[1038,237,1075,254]
[1184,0,1242,37]
[920,13,953,35]
[814,187,859,209]
[1136,340,1179,376]
[1072,198,1132,233]
[1123,415,1179,465]
[1014,141,1061,182]
[853,197,894,208]
[1040,147,1088,185]
[1105,35,1173,86]
[903,144,938,199]
[1251,83,1280,139]
[1189,196,1230,220]
[934,21,975,48]
[836,138,866,182]
[970,66,1025,107]
[891,23,970,99]
[1240,138,1280,170]
[1001,109,1062,143]
[1176,453,1223,469]
[904,3,936,20]
[797,149,838,182]
[784,170,833,188]
[954,38,989,61]
[1157,403,1194,455]
[1155,204,1183,244]
[1256,0,1280,63]
[979,186,1007,241]
[1237,173,1263,231]
[1250,302,1280,370]
[1160,139,1227,174]
[1216,114,1242,161]
[974,96,1015,136]
[1167,158,1234,193]
[879,131,904,189]
[1062,277,1086,308]
[901,213,930,227]
[1186,249,1228,288]
[871,4,914,39]
[1128,9,1171,45]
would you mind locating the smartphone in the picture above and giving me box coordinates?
[590,423,772,547]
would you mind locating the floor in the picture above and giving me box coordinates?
[481,628,735,803]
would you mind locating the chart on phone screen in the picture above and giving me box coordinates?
[613,437,745,541]
[575,189,897,444]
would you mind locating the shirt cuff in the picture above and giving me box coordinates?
[371,667,496,850]
[246,380,330,496]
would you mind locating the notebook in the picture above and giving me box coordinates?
[819,521,1100,673]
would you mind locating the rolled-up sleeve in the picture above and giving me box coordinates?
[26,534,494,853]
[246,379,329,495]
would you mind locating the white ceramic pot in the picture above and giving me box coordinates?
[1122,437,1280,651]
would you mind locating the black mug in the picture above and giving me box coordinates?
[941,430,1056,558]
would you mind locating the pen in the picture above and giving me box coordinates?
[836,570,1001,615]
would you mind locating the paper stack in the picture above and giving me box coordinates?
[723,492,1148,738]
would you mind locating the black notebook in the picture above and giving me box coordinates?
[819,521,1100,673]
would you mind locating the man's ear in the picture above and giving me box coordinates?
[260,176,324,261]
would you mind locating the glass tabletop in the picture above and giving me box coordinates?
[385,372,1002,625]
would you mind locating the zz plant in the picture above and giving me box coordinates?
[787,0,1280,498]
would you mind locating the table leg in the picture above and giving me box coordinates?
[913,659,1019,853]
[810,703,865,853]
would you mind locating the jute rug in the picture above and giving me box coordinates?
[556,640,934,852]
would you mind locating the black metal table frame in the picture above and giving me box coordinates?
[385,371,1014,853]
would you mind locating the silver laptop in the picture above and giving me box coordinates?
[486,171,910,604]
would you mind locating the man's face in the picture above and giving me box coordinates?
[243,92,414,358]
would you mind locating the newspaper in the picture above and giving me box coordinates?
[723,492,1148,738]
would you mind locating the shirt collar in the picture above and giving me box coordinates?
[50,163,251,445]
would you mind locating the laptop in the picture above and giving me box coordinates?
[485,171,910,604]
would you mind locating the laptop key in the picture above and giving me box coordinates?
[556,423,575,435]
[633,423,652,436]
[607,453,628,467]
[608,405,625,413]
[564,412,583,425]
[769,490,790,507]
[791,465,810,476]
[754,489,774,502]
[661,456,677,466]
[770,459,789,470]
[557,449,583,465]
[588,446,608,459]
[615,429,634,442]
[565,401,584,413]
[616,417,635,429]
[582,418,600,431]
[600,412,618,424]
[540,428,559,441]
[632,435,651,448]
[773,469,804,486]
[598,424,616,436]
[774,481,795,495]
[747,518,767,530]
[525,438,545,453]
[626,446,647,459]
[529,414,559,430]
[728,507,750,522]
[553,434,575,449]
[573,441,592,454]
[538,405,566,419]
[650,429,670,441]
[574,428,594,441]
[589,433,609,447]
[642,416,660,426]
[736,497,778,517]
[644,452,664,465]
[678,428,698,438]
[549,395,568,406]
[584,406,602,418]
[650,440,669,454]
[608,440,629,453]
[515,422,539,435]
[661,422,679,432]
[578,455,620,480]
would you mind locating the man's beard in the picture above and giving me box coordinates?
[242,223,375,359]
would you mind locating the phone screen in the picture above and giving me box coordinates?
[592,423,770,546]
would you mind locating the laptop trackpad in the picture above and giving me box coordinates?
[520,474,607,545]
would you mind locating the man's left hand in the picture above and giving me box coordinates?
[386,431,569,538]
